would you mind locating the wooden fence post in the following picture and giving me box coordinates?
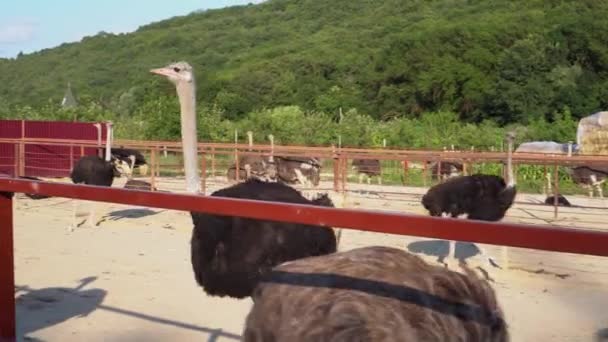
[422,161,428,187]
[150,148,156,190]
[211,146,216,177]
[201,149,207,195]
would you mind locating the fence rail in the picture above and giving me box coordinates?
[1,177,608,341]
[2,136,608,219]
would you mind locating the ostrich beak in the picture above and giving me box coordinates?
[150,67,174,77]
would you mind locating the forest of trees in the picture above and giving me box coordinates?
[0,0,606,147]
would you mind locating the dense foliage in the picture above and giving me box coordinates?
[0,0,604,146]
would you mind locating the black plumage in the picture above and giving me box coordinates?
[190,178,337,299]
[70,155,118,186]
[421,174,517,221]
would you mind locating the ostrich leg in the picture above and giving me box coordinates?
[358,173,364,184]
[244,164,252,179]
[378,175,382,185]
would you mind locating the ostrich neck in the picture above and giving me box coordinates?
[176,81,201,194]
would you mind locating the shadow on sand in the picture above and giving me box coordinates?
[596,328,608,342]
[406,239,483,265]
[16,276,241,341]
[105,208,161,221]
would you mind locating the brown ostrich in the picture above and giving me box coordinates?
[244,246,508,342]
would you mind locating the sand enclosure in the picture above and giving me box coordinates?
[13,177,608,341]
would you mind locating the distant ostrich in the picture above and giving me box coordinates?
[421,132,517,268]
[17,176,52,199]
[544,194,571,207]
[268,135,321,187]
[101,147,149,177]
[244,246,508,342]
[150,61,337,299]
[124,179,157,191]
[515,140,607,198]
[430,161,463,181]
[69,124,126,231]
[568,166,608,198]
[352,158,382,185]
[227,131,273,182]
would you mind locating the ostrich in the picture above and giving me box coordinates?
[421,132,517,268]
[544,194,571,207]
[568,166,608,198]
[351,158,382,185]
[120,156,157,191]
[227,131,273,182]
[69,123,126,231]
[150,61,337,299]
[268,135,321,187]
[101,147,149,177]
[515,140,607,198]
[243,246,508,342]
[17,176,53,199]
[430,161,463,181]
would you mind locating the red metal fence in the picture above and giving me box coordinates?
[1,177,608,341]
[0,120,108,178]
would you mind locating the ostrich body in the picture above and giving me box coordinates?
[106,147,149,176]
[421,133,516,268]
[352,158,382,185]
[227,131,272,182]
[430,161,463,181]
[124,179,157,191]
[244,246,508,342]
[266,134,321,187]
[151,61,337,299]
[17,176,52,199]
[191,178,336,298]
[544,194,571,207]
[568,166,608,198]
[69,129,124,231]
[275,156,321,187]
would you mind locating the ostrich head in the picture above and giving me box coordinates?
[150,62,200,194]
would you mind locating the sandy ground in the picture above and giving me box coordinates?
[13,176,608,341]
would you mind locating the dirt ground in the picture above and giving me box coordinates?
[13,176,608,341]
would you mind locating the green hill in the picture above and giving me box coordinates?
[1,0,607,126]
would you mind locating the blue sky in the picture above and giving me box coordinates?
[0,0,264,58]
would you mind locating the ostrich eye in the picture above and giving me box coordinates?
[173,67,181,72]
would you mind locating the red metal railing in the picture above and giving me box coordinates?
[1,177,608,341]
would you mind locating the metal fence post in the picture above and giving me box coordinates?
[0,191,15,342]
[13,144,18,178]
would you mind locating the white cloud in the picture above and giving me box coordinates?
[0,20,36,44]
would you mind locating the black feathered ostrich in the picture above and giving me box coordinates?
[150,61,337,299]
[421,132,517,268]
[69,123,127,231]
[103,147,149,177]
